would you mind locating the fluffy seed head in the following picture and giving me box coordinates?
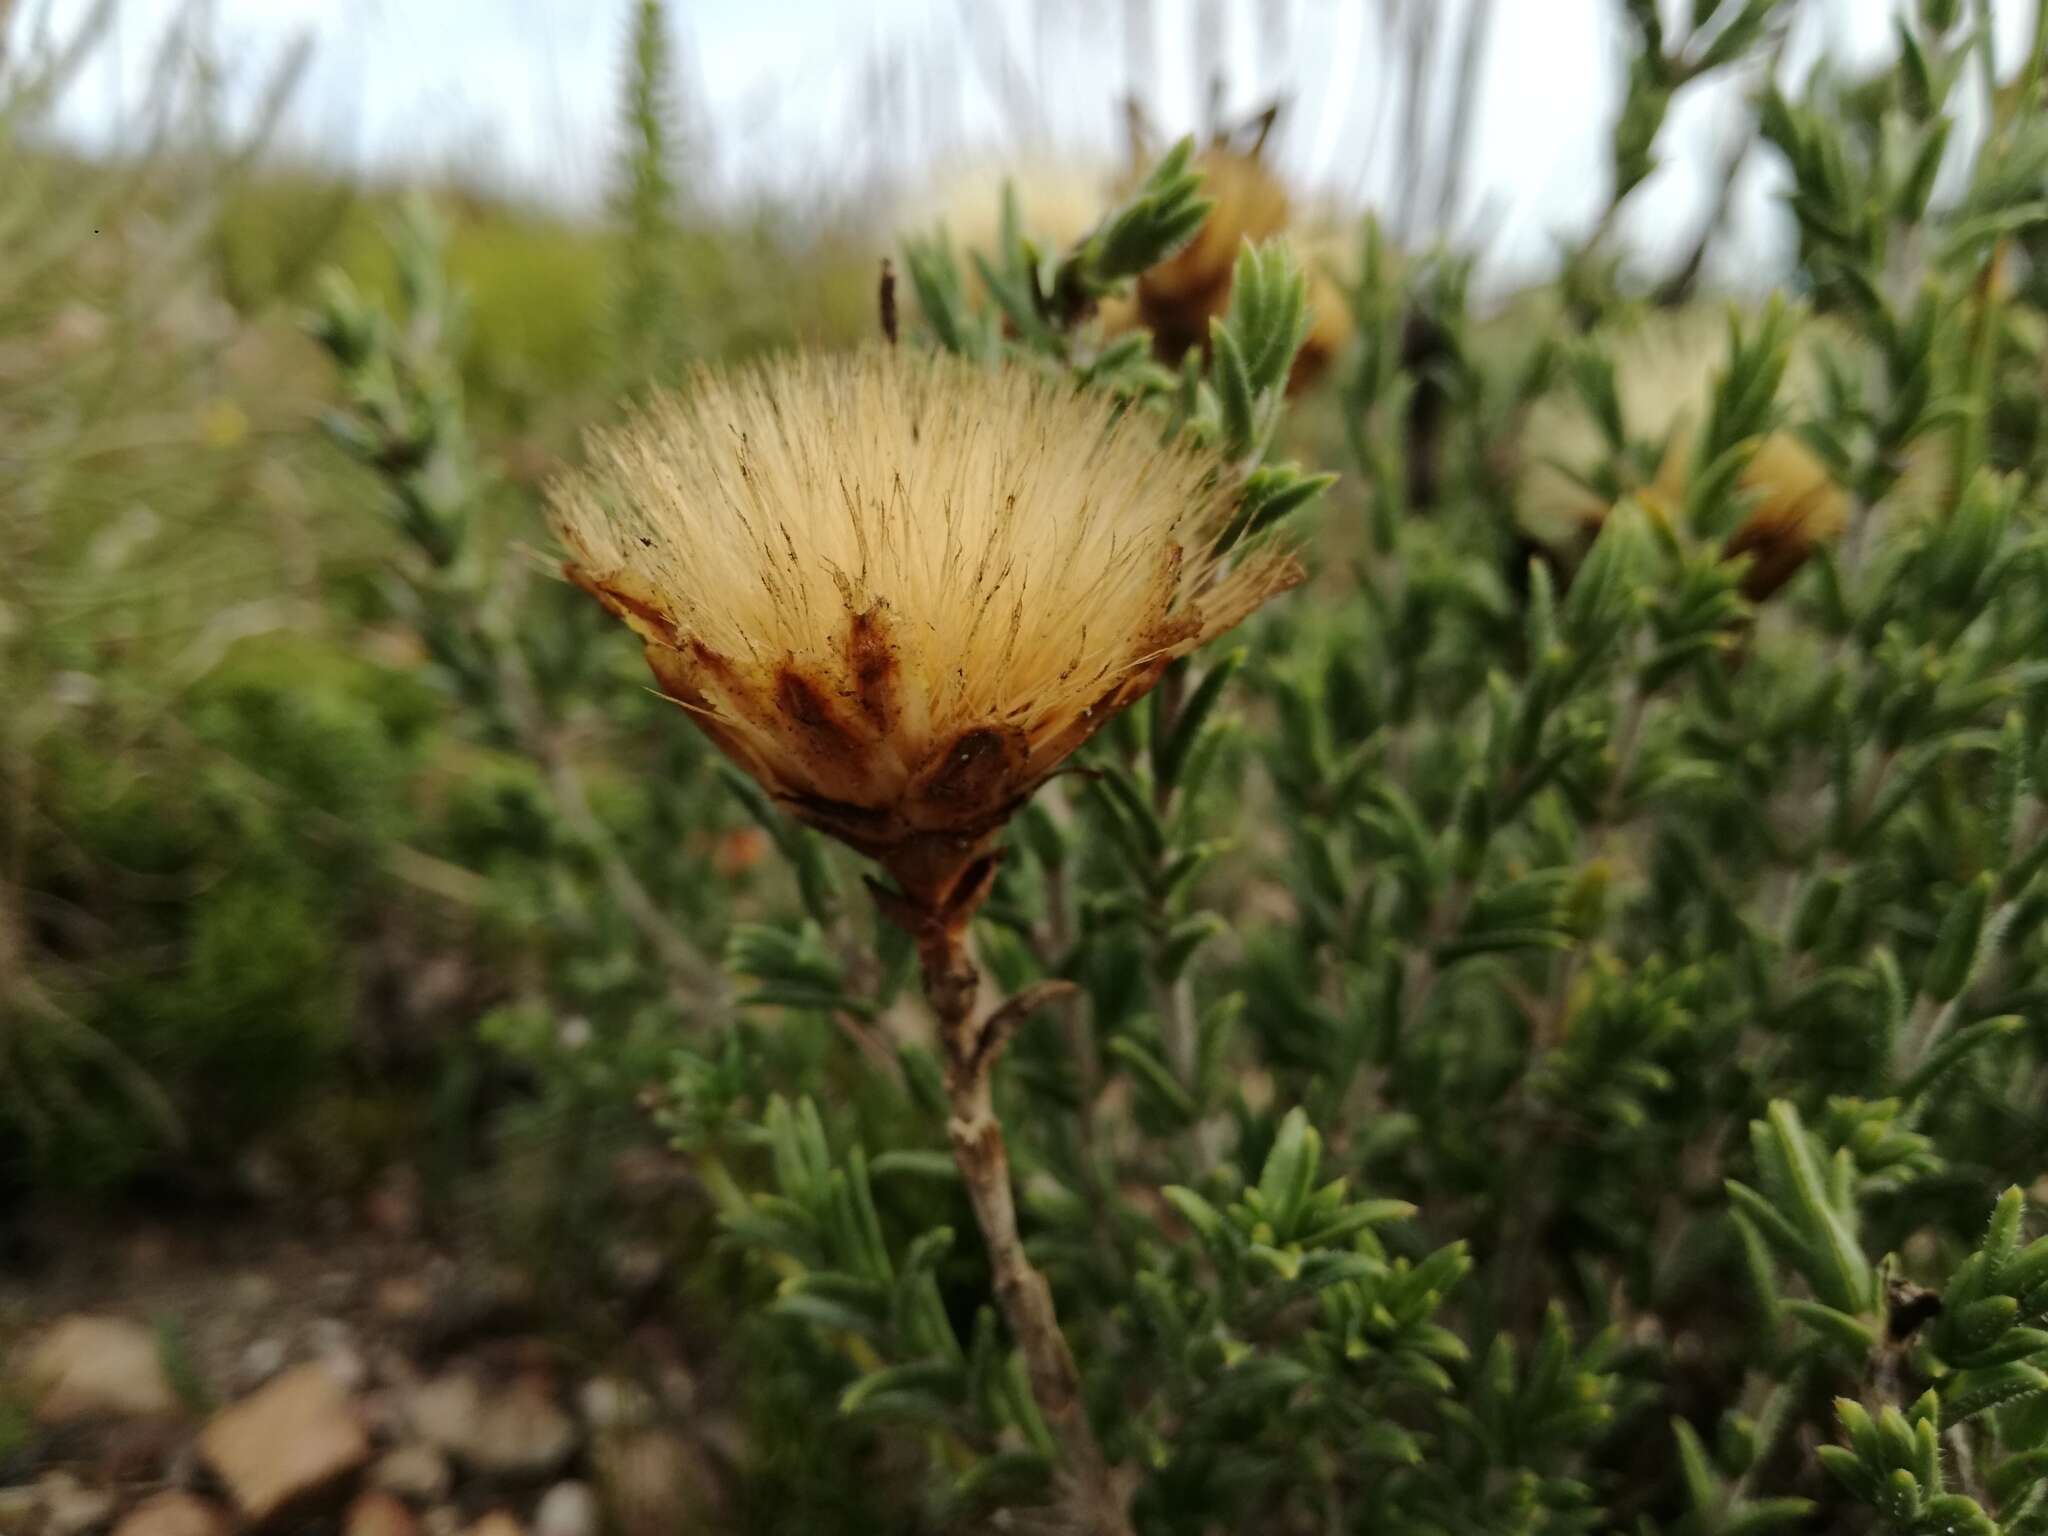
[551,346,1302,918]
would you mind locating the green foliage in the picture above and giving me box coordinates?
[610,0,688,377]
[16,4,2048,1534]
[677,13,2048,1529]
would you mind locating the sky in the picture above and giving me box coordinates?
[6,0,2037,289]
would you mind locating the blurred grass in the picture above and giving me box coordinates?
[1,77,878,1195]
[209,165,879,434]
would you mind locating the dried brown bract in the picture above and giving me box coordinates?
[550,346,1302,927]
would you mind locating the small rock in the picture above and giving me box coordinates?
[421,1509,461,1536]
[235,1150,292,1205]
[236,1338,286,1391]
[609,1147,687,1200]
[575,1377,653,1433]
[373,1277,434,1323]
[0,1487,40,1536]
[344,1492,419,1536]
[624,1327,693,1414]
[604,1244,665,1299]
[198,1363,370,1523]
[38,1473,116,1536]
[594,1431,716,1536]
[656,1364,695,1417]
[357,1388,409,1443]
[371,1347,423,1391]
[25,1317,179,1425]
[409,1370,575,1477]
[532,1483,597,1536]
[109,1493,228,1536]
[368,1444,452,1504]
[321,1349,370,1393]
[461,1515,523,1536]
[693,1412,747,1470]
[412,1268,538,1354]
[0,1487,41,1532]
[485,1266,537,1311]
[306,1317,352,1355]
[124,1229,174,1274]
[164,1445,201,1491]
[99,1416,188,1483]
[364,1165,424,1240]
[308,1320,367,1396]
[230,1273,280,1313]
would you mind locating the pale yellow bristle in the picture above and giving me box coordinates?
[549,346,1299,847]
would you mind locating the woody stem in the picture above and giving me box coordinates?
[917,926,1130,1536]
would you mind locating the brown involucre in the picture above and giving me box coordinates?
[550,346,1302,923]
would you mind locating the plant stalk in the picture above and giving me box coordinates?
[916,925,1131,1536]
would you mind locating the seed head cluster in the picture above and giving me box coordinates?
[550,346,1301,917]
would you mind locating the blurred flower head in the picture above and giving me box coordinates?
[1139,146,1291,322]
[1106,144,1349,395]
[551,346,1301,922]
[1520,308,1850,601]
[900,156,1117,303]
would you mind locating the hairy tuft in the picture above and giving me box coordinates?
[550,346,1300,909]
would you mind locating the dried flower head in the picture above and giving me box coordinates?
[1520,309,1850,601]
[551,347,1302,925]
[1101,146,1349,395]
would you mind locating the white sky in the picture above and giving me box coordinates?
[8,0,2038,288]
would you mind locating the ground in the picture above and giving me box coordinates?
[2,1158,728,1536]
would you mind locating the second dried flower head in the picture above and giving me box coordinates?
[550,346,1302,928]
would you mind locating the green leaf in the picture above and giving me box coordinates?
[838,1357,967,1415]
[1297,1199,1418,1249]
[868,1150,960,1184]
[1257,1108,1322,1238]
[1673,1416,1721,1515]
[1762,1100,1875,1314]
[946,1450,1056,1513]
[1209,317,1258,456]
[1817,1442,1873,1499]
[1899,1015,2023,1100]
[1924,873,1994,1002]
[1989,1446,2048,1506]
[1162,1185,1228,1245]
[1107,1036,1199,1124]
[1154,651,1243,790]
[1945,1362,2048,1426]
[1721,1498,1819,1535]
[1783,1299,1879,1357]
[1158,913,1227,981]
[1080,136,1212,284]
